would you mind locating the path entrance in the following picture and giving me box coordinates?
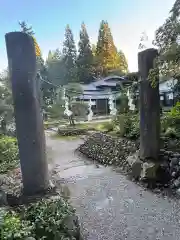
[46,131,180,240]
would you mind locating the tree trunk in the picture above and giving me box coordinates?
[5,32,49,195]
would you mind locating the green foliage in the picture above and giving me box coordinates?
[77,23,94,83]
[0,71,13,133]
[47,104,65,120]
[116,93,129,114]
[71,101,88,117]
[0,136,19,173]
[161,102,180,138]
[96,121,114,132]
[154,0,180,80]
[65,83,83,100]
[169,101,180,116]
[46,49,66,86]
[164,127,177,138]
[0,198,79,240]
[117,50,128,74]
[113,114,140,139]
[19,21,34,35]
[96,20,128,76]
[22,198,77,240]
[62,25,77,83]
[58,127,87,136]
[0,210,33,240]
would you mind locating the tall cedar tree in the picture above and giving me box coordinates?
[96,20,120,76]
[118,50,128,73]
[46,49,66,86]
[77,23,93,84]
[62,25,77,83]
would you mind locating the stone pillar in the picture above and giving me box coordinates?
[5,32,49,195]
[138,48,160,161]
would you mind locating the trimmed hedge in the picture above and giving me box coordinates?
[58,127,87,136]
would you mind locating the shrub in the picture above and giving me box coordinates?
[71,101,88,118]
[0,209,33,240]
[113,113,140,139]
[21,198,79,240]
[58,127,87,136]
[0,136,19,173]
[116,94,129,114]
[161,103,180,137]
[164,127,178,138]
[0,198,81,240]
[96,121,114,132]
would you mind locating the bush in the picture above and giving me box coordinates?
[164,127,177,138]
[96,121,114,132]
[71,102,88,118]
[22,198,79,240]
[0,198,81,240]
[161,103,180,137]
[113,113,140,139]
[58,127,87,136]
[116,93,129,114]
[0,136,19,173]
[0,209,33,240]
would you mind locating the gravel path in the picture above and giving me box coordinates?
[46,131,180,240]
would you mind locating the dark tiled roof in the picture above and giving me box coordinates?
[81,75,126,91]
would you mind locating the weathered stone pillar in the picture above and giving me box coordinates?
[5,32,49,195]
[138,48,160,161]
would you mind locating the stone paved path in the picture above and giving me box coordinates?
[46,131,180,240]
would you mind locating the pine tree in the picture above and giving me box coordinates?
[19,22,42,60]
[62,25,77,83]
[77,23,93,84]
[118,50,128,73]
[96,20,119,76]
[46,49,66,86]
[19,21,35,35]
[92,44,96,56]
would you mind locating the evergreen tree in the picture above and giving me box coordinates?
[92,44,96,56]
[46,49,66,86]
[118,50,128,73]
[77,23,93,84]
[96,20,120,76]
[62,25,77,83]
[19,21,35,35]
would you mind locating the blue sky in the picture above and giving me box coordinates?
[0,0,175,72]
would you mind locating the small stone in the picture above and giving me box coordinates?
[140,162,160,180]
[173,177,180,188]
[176,188,180,196]
[170,157,179,167]
[63,215,79,237]
[126,154,142,179]
[173,153,180,158]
